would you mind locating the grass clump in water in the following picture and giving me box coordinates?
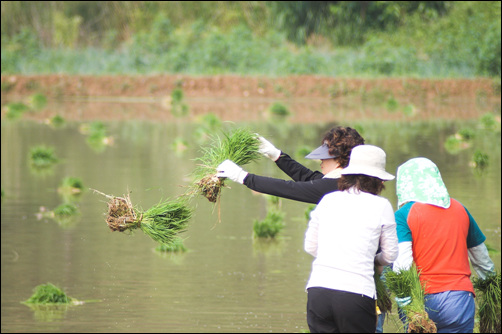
[36,203,81,227]
[191,128,261,203]
[471,149,489,169]
[52,203,79,218]
[4,101,29,120]
[473,272,501,333]
[80,121,113,152]
[58,177,84,196]
[253,208,285,239]
[27,93,47,110]
[47,114,65,128]
[92,189,193,246]
[29,145,59,169]
[268,101,291,118]
[23,283,76,305]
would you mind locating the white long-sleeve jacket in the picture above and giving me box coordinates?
[305,188,398,299]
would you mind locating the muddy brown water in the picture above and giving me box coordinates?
[1,94,500,333]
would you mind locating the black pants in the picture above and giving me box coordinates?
[307,287,377,333]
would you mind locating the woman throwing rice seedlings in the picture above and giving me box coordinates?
[304,145,398,333]
[216,126,365,204]
[217,126,393,330]
[392,157,496,333]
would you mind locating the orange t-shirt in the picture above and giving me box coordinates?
[396,199,485,294]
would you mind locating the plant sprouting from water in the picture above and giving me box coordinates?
[27,93,47,110]
[48,114,65,128]
[58,176,85,196]
[268,101,291,118]
[52,203,79,218]
[29,145,59,168]
[472,149,489,169]
[253,208,285,239]
[4,101,29,120]
[23,283,75,305]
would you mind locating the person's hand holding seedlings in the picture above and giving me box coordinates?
[257,135,281,161]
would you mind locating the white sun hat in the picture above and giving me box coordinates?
[341,145,395,181]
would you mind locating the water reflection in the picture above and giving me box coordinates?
[1,103,501,333]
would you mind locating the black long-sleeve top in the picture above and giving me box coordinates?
[243,153,339,204]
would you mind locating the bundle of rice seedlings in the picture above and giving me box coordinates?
[4,101,29,120]
[374,266,392,314]
[268,101,291,118]
[191,128,262,203]
[472,149,489,169]
[253,208,285,239]
[27,93,48,110]
[171,137,189,155]
[29,145,59,169]
[36,203,80,227]
[92,189,193,246]
[385,265,437,333]
[53,203,80,218]
[81,121,113,152]
[473,272,501,333]
[58,177,85,195]
[171,88,189,117]
[47,114,65,128]
[23,283,79,305]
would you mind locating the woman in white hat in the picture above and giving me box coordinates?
[216,126,365,204]
[304,144,398,333]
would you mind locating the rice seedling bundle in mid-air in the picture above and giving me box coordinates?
[473,272,501,333]
[385,265,437,333]
[192,128,262,203]
[92,189,193,246]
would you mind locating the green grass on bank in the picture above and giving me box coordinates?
[1,1,500,78]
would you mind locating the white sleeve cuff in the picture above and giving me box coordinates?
[236,171,249,184]
[468,243,495,279]
[393,241,413,272]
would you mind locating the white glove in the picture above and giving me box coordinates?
[216,159,248,184]
[258,135,281,161]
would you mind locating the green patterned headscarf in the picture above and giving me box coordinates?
[396,157,450,209]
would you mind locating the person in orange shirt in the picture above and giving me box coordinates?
[392,157,495,333]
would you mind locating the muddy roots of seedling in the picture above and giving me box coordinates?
[92,189,141,232]
[106,196,142,232]
[197,174,224,203]
[407,311,437,333]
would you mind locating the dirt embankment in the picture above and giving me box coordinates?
[1,74,500,122]
[2,74,499,99]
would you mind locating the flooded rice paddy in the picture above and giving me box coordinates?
[1,97,501,333]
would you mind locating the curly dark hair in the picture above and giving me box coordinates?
[338,174,386,195]
[322,127,365,168]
